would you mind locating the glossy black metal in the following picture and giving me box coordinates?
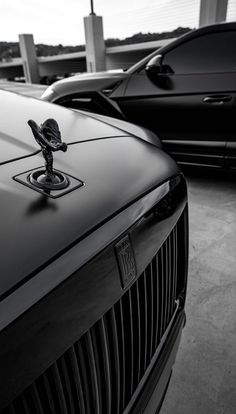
[14,167,83,198]
[29,168,69,190]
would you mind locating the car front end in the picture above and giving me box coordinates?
[0,90,188,414]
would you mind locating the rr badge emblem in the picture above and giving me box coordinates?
[115,235,137,289]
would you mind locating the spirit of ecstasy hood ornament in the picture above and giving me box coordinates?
[28,118,69,190]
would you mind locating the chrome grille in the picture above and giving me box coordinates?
[2,208,187,414]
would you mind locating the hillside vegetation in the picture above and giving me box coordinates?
[0,27,191,60]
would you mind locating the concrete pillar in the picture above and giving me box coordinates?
[84,14,105,72]
[19,34,40,84]
[199,0,228,27]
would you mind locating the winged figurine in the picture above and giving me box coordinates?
[28,118,67,183]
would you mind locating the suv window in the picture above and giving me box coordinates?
[163,31,236,74]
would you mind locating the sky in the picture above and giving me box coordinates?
[0,0,235,46]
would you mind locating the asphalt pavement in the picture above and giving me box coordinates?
[162,168,236,414]
[0,80,47,98]
[1,81,236,414]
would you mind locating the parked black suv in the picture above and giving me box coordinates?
[42,22,236,169]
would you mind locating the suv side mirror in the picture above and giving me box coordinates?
[146,54,174,82]
[146,55,164,75]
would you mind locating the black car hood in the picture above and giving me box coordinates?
[0,138,178,301]
[0,90,178,300]
[0,90,128,165]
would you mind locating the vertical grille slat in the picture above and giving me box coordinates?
[109,308,121,414]
[85,331,102,414]
[164,240,169,332]
[21,396,30,414]
[153,255,159,351]
[50,363,69,414]
[169,231,174,318]
[3,208,187,414]
[128,290,135,396]
[143,270,148,371]
[8,406,16,414]
[166,235,172,325]
[117,301,126,410]
[67,345,85,414]
[116,300,126,411]
[150,261,155,359]
[153,254,160,353]
[120,294,133,408]
[171,228,176,315]
[91,325,106,414]
[7,406,16,414]
[67,346,86,414]
[147,263,154,363]
[137,274,146,379]
[98,317,112,414]
[132,282,141,387]
[28,384,44,414]
[11,400,23,414]
[173,225,178,312]
[159,245,165,340]
[41,372,57,414]
[58,355,76,414]
[75,341,93,414]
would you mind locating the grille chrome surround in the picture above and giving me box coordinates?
[2,208,187,414]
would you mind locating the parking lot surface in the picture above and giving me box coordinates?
[1,81,235,413]
[162,169,236,414]
[0,80,46,98]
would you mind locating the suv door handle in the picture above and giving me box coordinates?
[203,95,232,104]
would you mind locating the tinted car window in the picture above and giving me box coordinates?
[164,31,236,74]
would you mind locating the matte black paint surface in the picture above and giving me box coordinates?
[0,136,178,300]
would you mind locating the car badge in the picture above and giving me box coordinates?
[115,234,137,289]
[28,118,68,190]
